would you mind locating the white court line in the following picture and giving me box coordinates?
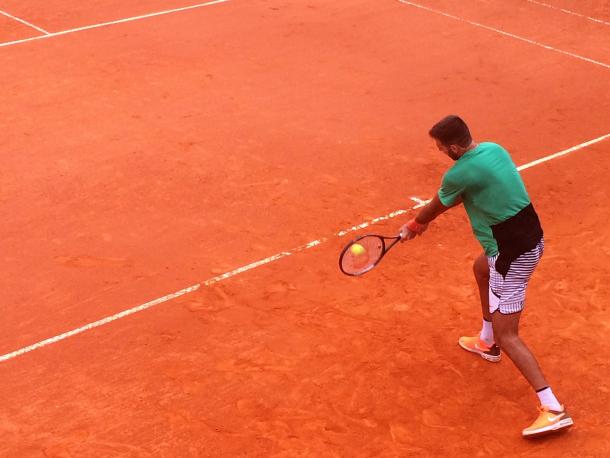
[0,8,50,35]
[396,0,610,70]
[526,0,610,27]
[517,132,610,171]
[1,132,609,363]
[0,285,201,363]
[0,0,230,49]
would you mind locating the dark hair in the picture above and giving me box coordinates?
[429,115,472,147]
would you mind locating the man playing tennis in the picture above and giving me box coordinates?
[400,115,573,437]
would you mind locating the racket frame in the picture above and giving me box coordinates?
[339,234,402,276]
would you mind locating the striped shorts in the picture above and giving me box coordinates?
[488,238,544,314]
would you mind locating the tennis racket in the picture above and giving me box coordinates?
[339,233,403,276]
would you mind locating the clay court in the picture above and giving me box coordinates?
[1,0,609,456]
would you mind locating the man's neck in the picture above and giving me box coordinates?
[454,141,477,160]
[465,141,478,152]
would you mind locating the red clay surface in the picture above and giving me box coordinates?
[1,0,609,456]
[0,0,207,32]
[542,0,610,21]
[0,14,41,42]
[416,0,610,64]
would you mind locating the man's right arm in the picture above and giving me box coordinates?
[415,193,454,225]
[400,191,463,240]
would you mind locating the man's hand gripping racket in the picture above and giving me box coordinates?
[339,219,428,276]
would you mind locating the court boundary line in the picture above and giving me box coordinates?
[396,0,610,70]
[1,132,609,363]
[525,0,610,27]
[0,8,50,35]
[0,0,231,49]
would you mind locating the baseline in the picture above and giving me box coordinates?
[396,0,610,70]
[526,0,610,27]
[0,0,230,48]
[0,8,50,35]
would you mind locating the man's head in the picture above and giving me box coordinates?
[429,115,473,160]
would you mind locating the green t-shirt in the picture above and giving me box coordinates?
[438,142,531,256]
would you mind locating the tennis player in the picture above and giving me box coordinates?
[400,115,573,437]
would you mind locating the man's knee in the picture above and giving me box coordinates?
[473,255,489,281]
[495,330,520,348]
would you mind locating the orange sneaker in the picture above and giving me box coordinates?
[458,335,501,362]
[522,405,574,437]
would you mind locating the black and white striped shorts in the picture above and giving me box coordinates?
[488,238,544,314]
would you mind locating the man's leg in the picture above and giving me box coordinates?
[469,240,572,435]
[473,253,492,322]
[492,310,573,436]
[456,254,500,361]
[490,236,573,435]
[491,311,547,390]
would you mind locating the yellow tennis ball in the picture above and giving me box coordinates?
[350,243,366,256]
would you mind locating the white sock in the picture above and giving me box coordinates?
[479,319,494,345]
[536,387,562,411]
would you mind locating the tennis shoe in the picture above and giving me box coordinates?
[522,405,573,437]
[458,335,501,362]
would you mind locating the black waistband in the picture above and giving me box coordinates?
[490,203,543,277]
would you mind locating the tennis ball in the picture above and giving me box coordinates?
[350,243,366,256]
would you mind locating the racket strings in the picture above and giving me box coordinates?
[340,236,385,275]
